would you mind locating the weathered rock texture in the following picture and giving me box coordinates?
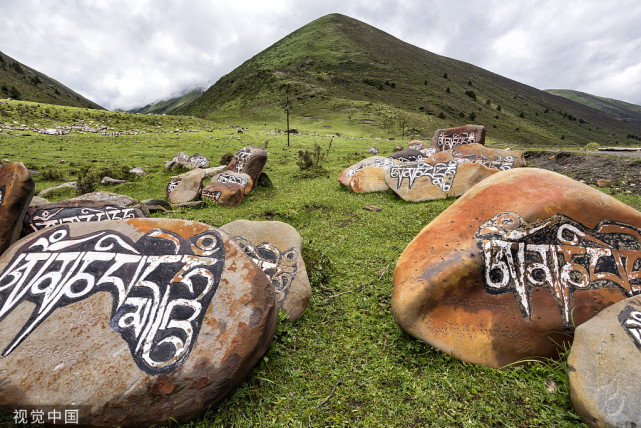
[338,156,394,188]
[0,162,34,255]
[568,295,641,427]
[429,125,486,152]
[202,181,245,207]
[167,168,206,204]
[451,143,526,170]
[0,218,277,427]
[221,220,311,321]
[392,168,641,368]
[226,147,267,186]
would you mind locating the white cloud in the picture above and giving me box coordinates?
[2,0,641,109]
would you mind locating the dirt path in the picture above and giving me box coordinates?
[524,150,641,194]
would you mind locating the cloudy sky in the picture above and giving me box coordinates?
[3,0,641,111]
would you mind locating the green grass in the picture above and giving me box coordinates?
[1,100,622,426]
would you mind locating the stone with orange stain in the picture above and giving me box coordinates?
[166,168,206,204]
[0,218,277,426]
[392,168,641,368]
[201,181,245,207]
[0,162,34,256]
[429,124,486,152]
[210,171,253,194]
[349,166,389,193]
[221,220,311,322]
[338,156,394,188]
[451,143,526,170]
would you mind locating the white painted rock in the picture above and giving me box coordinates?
[221,220,311,321]
[0,218,277,427]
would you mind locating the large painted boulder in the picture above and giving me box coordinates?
[451,143,526,170]
[568,295,641,427]
[166,168,206,204]
[22,200,145,235]
[211,171,253,194]
[338,156,395,188]
[0,218,277,426]
[392,168,641,368]
[0,162,34,256]
[201,181,245,207]
[384,156,499,202]
[429,125,486,152]
[221,220,311,322]
[226,147,267,186]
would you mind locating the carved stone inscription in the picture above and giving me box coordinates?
[453,152,516,171]
[232,147,257,174]
[345,158,395,179]
[476,212,641,329]
[0,184,5,206]
[388,161,458,191]
[234,237,297,305]
[202,189,222,202]
[438,131,476,151]
[618,305,641,350]
[27,206,140,232]
[217,173,249,186]
[166,179,180,194]
[0,226,225,374]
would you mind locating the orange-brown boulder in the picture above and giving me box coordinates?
[202,181,245,207]
[226,147,267,186]
[392,168,641,368]
[338,156,394,188]
[350,166,389,193]
[384,157,498,202]
[0,162,34,255]
[429,124,486,152]
[451,143,526,170]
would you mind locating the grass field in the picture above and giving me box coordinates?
[1,99,624,426]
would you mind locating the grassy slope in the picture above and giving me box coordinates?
[178,13,641,146]
[0,51,103,110]
[546,89,641,124]
[6,100,639,426]
[129,88,204,115]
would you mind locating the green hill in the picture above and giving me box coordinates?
[0,51,103,110]
[177,13,641,145]
[129,88,203,115]
[545,89,641,124]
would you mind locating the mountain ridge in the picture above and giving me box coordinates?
[545,89,641,124]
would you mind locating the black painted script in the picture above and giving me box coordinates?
[388,160,458,191]
[0,226,225,374]
[234,237,297,305]
[476,212,641,329]
[618,305,641,350]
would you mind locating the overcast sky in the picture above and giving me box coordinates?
[3,0,641,111]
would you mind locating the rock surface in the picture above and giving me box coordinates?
[388,149,426,163]
[221,220,311,321]
[101,176,129,185]
[384,156,498,202]
[0,162,34,255]
[392,168,641,368]
[338,156,394,188]
[0,218,277,427]
[429,125,486,152]
[68,192,138,206]
[202,181,245,207]
[226,147,267,186]
[22,200,145,235]
[211,171,253,194]
[568,295,641,427]
[349,165,390,193]
[451,143,526,170]
[167,169,206,204]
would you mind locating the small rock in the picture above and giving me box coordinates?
[367,146,379,155]
[101,176,129,185]
[363,205,382,212]
[38,181,77,198]
[257,172,273,188]
[596,179,612,188]
[129,167,147,177]
[544,379,558,394]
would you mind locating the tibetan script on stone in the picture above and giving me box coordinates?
[476,212,641,329]
[388,160,458,191]
[345,158,395,179]
[0,226,225,374]
[618,305,641,350]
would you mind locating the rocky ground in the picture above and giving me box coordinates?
[525,150,641,194]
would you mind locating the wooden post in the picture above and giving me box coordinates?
[286,97,290,147]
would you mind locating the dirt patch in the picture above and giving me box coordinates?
[524,151,641,194]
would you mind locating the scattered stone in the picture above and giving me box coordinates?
[140,198,172,213]
[392,168,641,368]
[221,220,311,321]
[0,162,34,255]
[451,143,526,170]
[596,178,612,188]
[544,380,558,394]
[29,196,50,207]
[568,295,641,426]
[129,167,147,177]
[0,218,277,427]
[173,152,190,163]
[384,156,498,202]
[101,176,129,185]
[393,145,404,152]
[202,181,245,207]
[429,124,486,152]
[22,200,145,234]
[189,153,210,168]
[367,146,379,155]
[363,205,382,212]
[202,165,227,177]
[226,147,267,186]
[67,191,138,206]
[257,172,273,188]
[38,181,77,198]
[167,168,206,204]
[173,201,203,208]
[338,156,394,188]
[389,149,426,163]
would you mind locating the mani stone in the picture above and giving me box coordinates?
[388,148,426,163]
[167,168,206,204]
[202,181,245,207]
[568,295,641,427]
[211,171,253,194]
[384,155,498,202]
[429,124,486,152]
[350,165,390,193]
[338,156,394,188]
[221,220,311,321]
[22,200,145,235]
[226,147,267,186]
[367,146,379,155]
[0,218,277,427]
[0,162,34,255]
[392,168,641,368]
[451,143,526,170]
